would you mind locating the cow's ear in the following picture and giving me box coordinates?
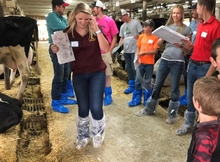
[210,57,217,68]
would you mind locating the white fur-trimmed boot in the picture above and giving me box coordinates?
[91,114,106,148]
[166,100,180,124]
[76,115,90,150]
[176,110,197,136]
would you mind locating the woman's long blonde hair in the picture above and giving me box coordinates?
[165,4,186,34]
[66,3,95,39]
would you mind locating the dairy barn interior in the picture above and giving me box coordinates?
[0,0,220,162]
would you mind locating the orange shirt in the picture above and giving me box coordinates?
[136,34,159,64]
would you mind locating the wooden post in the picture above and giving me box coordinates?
[4,66,10,90]
[0,0,11,90]
[0,0,3,16]
[142,0,147,21]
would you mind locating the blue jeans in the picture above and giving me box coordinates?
[49,47,70,100]
[187,60,211,112]
[73,71,105,120]
[135,63,153,90]
[124,53,136,80]
[152,59,184,102]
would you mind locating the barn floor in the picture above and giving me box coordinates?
[0,42,191,162]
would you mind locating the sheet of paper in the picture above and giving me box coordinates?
[152,25,189,44]
[112,43,123,54]
[52,31,75,64]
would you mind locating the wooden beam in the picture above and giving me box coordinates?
[5,1,15,8]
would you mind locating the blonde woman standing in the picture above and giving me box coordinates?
[51,2,109,149]
[136,4,192,124]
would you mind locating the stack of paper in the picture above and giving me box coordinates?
[152,25,189,44]
[51,31,75,64]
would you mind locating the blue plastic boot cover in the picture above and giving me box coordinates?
[104,87,112,106]
[67,80,75,98]
[128,90,142,107]
[124,80,135,94]
[179,89,187,106]
[61,93,77,105]
[51,99,69,113]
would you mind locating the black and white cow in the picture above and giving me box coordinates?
[0,16,39,100]
[0,44,34,85]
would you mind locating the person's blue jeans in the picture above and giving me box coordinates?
[49,46,70,100]
[187,60,211,112]
[135,63,153,90]
[124,53,136,80]
[73,71,105,120]
[152,59,184,102]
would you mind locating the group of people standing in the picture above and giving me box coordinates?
[46,0,220,160]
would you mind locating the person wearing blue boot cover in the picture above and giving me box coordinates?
[118,9,143,94]
[46,0,77,114]
[90,0,119,106]
[128,19,159,107]
[179,3,201,106]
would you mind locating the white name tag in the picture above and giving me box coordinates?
[201,32,207,38]
[71,41,79,47]
[148,39,153,44]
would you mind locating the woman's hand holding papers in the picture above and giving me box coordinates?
[173,43,182,48]
[181,39,194,51]
[172,39,192,56]
[51,44,59,54]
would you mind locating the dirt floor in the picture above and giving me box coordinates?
[0,42,192,162]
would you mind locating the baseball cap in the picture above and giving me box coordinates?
[117,9,129,17]
[51,0,69,7]
[90,0,104,8]
[188,3,197,9]
[141,19,155,29]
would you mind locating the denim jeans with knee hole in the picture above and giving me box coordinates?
[73,71,105,120]
[187,60,211,112]
[49,47,70,100]
[135,63,154,90]
[151,59,184,102]
[124,53,136,80]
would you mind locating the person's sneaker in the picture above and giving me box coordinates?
[176,125,193,136]
[135,109,155,117]
[75,138,90,150]
[166,116,179,124]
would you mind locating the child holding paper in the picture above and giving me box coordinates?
[128,19,159,107]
